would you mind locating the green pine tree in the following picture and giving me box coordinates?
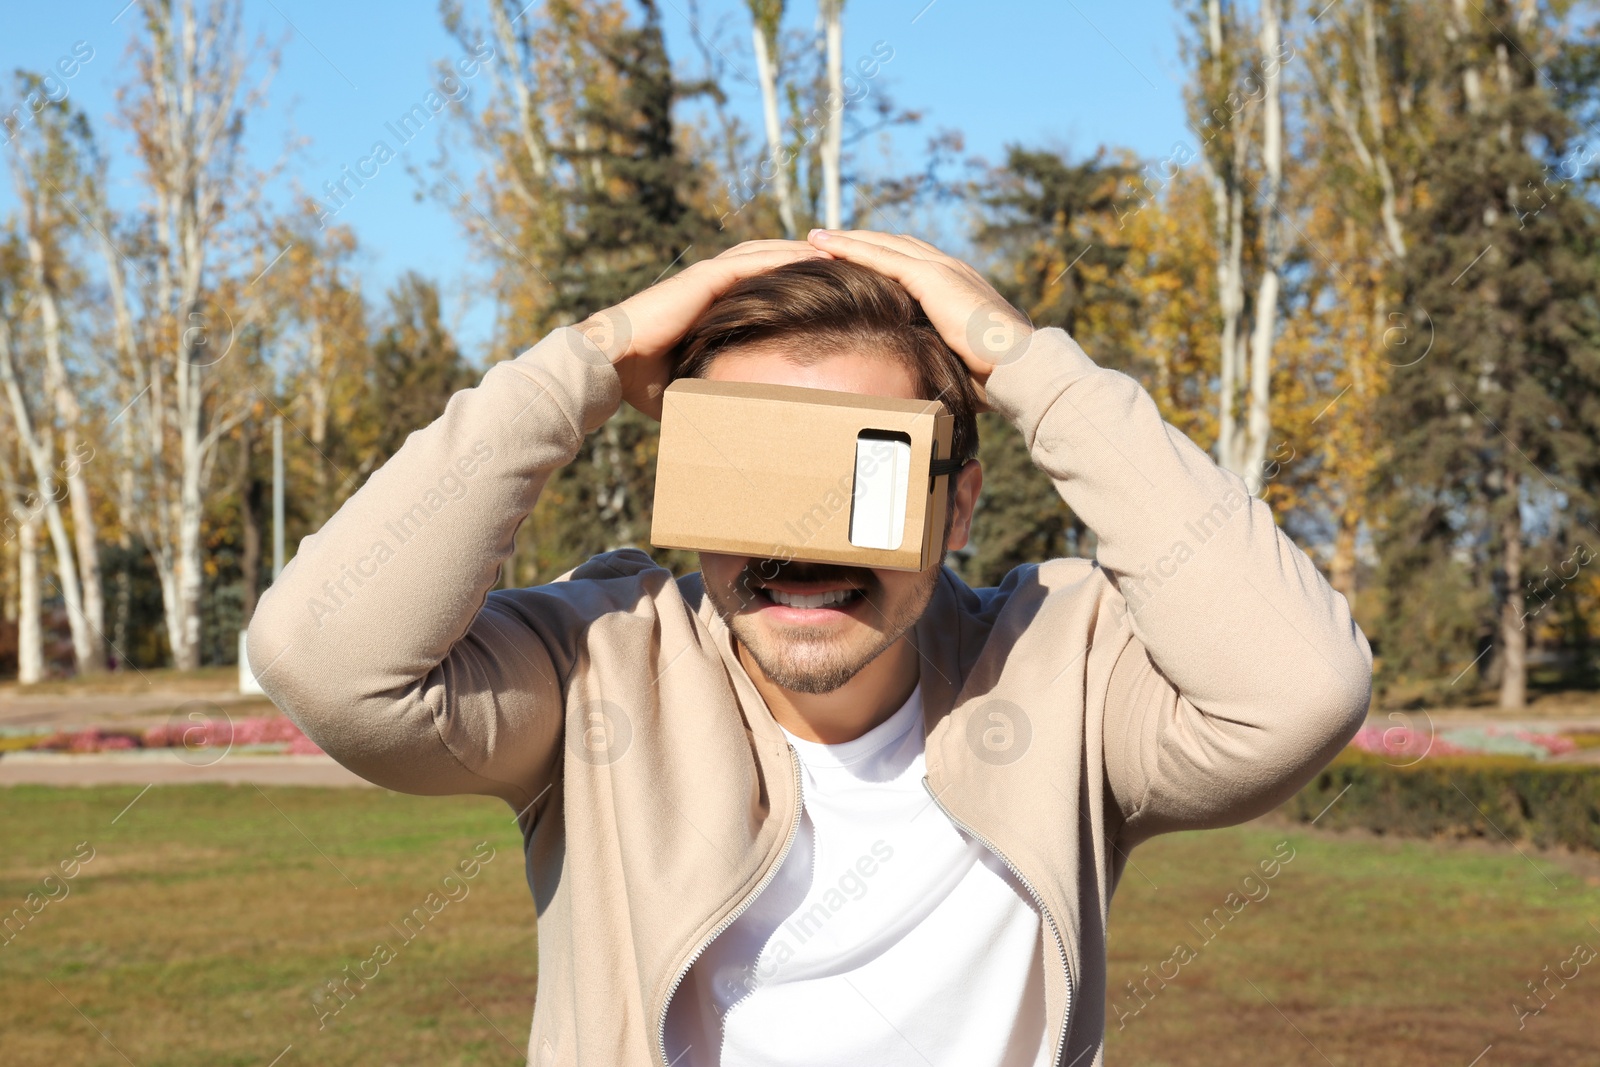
[527,0,723,580]
[366,272,477,470]
[957,147,1134,586]
[1374,7,1600,705]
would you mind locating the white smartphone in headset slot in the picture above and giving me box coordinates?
[849,430,912,551]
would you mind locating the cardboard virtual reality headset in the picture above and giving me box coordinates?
[649,378,960,571]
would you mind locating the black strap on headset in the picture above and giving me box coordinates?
[928,453,964,492]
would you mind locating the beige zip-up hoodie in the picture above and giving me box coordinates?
[246,322,1372,1067]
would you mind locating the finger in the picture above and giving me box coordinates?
[899,236,985,283]
[720,238,834,257]
[707,245,836,268]
[898,234,949,258]
[805,231,934,279]
[810,229,942,263]
[816,230,998,303]
[662,246,834,308]
[685,246,834,282]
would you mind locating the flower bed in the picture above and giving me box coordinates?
[26,716,323,756]
[1349,723,1580,762]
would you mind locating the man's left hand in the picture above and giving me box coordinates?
[804,228,1035,410]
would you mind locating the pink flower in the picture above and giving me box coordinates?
[1348,725,1467,760]
[1515,731,1577,757]
[140,715,317,753]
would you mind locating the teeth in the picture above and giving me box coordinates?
[767,587,856,609]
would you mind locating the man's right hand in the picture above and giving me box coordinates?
[570,240,837,421]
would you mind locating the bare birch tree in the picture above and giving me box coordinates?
[119,0,261,668]
[1297,0,1434,604]
[0,305,44,684]
[1301,0,1416,263]
[1194,0,1251,483]
[1192,0,1284,494]
[748,0,800,237]
[6,80,106,672]
[0,249,100,679]
[818,0,843,229]
[1240,0,1283,492]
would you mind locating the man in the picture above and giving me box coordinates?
[247,231,1372,1067]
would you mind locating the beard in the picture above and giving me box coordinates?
[707,554,944,695]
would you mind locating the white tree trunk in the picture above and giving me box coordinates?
[17,516,42,685]
[126,0,253,670]
[1356,0,1406,261]
[1448,0,1484,113]
[176,381,207,669]
[1203,0,1248,477]
[33,277,106,671]
[1241,0,1284,494]
[1217,172,1246,475]
[0,316,95,672]
[1498,470,1526,709]
[10,134,106,672]
[2,533,14,624]
[486,0,551,188]
[821,0,844,229]
[751,4,798,237]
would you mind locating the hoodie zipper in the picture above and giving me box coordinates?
[713,764,818,1063]
[922,775,1073,1067]
[657,743,805,1067]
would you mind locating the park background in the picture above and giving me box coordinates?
[2,1,1600,1064]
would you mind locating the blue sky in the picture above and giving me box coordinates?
[1,1,1192,364]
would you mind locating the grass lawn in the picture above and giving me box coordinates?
[1103,819,1600,1066]
[2,785,538,1067]
[3,786,1598,1066]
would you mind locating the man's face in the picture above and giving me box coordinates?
[696,348,978,696]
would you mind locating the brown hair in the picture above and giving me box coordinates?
[666,257,981,471]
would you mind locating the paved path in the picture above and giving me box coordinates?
[0,752,372,788]
[0,690,277,731]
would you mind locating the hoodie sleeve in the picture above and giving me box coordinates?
[980,327,1372,842]
[245,326,622,813]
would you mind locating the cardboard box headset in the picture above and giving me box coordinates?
[650,378,961,571]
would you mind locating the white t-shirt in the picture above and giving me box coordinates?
[663,682,1051,1067]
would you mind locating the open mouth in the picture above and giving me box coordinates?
[758,586,865,609]
[746,571,870,617]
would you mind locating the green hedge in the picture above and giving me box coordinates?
[1285,750,1600,854]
